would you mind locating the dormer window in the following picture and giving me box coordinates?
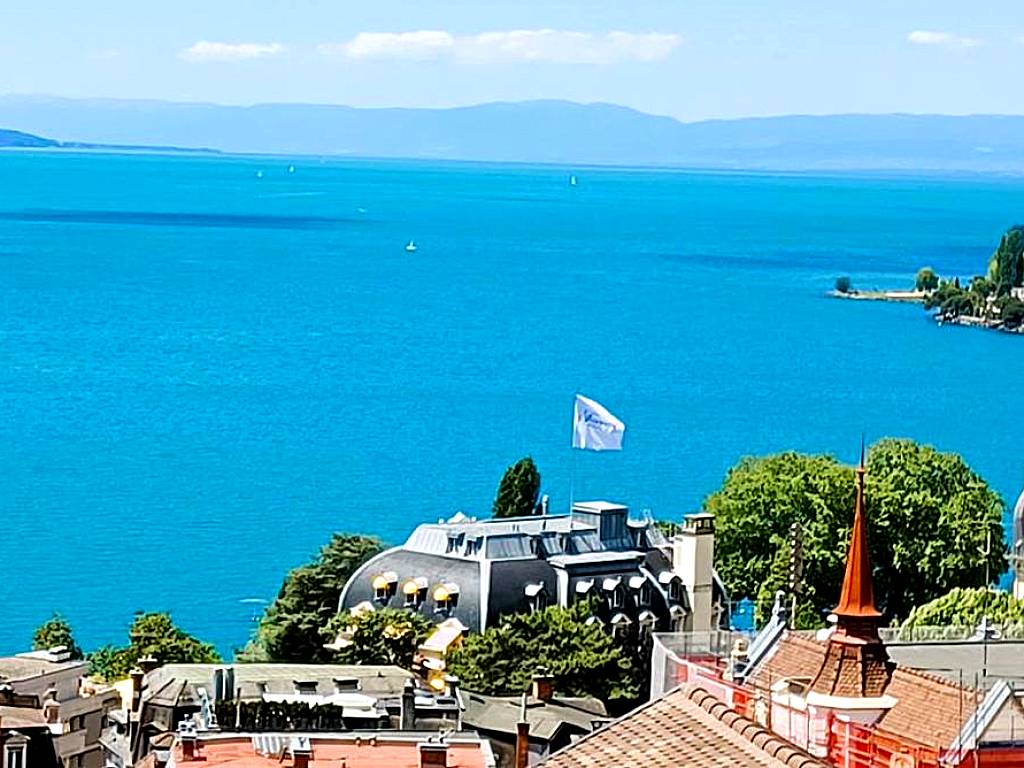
[602,577,623,609]
[465,538,481,556]
[669,604,687,632]
[610,612,631,638]
[4,737,27,768]
[403,577,428,608]
[293,681,318,695]
[433,582,460,614]
[638,610,657,639]
[524,582,547,613]
[371,572,398,603]
[659,571,684,604]
[628,575,651,606]
[575,580,595,602]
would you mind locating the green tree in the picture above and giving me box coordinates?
[708,439,1006,628]
[992,225,1024,290]
[834,276,852,294]
[244,534,383,662]
[915,267,939,292]
[492,457,541,519]
[901,587,1024,630]
[323,608,433,667]
[32,614,83,660]
[1001,298,1024,327]
[447,601,637,702]
[87,612,220,681]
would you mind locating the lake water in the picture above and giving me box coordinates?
[2,151,1023,656]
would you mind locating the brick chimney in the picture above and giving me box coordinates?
[531,672,554,703]
[418,742,448,768]
[515,693,530,768]
[129,669,144,713]
[138,656,160,674]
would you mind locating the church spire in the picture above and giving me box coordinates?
[833,439,882,624]
[808,440,894,700]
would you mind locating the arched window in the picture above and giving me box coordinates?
[433,582,460,614]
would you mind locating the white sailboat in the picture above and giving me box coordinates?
[570,175,577,187]
[288,165,295,174]
[405,240,418,253]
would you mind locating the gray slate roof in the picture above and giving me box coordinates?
[461,692,608,741]
[143,664,413,706]
[0,656,87,682]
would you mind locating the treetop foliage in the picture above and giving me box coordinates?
[244,534,383,662]
[708,439,1006,627]
[447,601,637,701]
[32,613,83,660]
[492,457,542,518]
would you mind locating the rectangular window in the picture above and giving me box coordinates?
[6,746,25,768]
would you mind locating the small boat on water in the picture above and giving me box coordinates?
[405,240,418,253]
[570,175,577,187]
[288,165,295,174]
[255,170,264,179]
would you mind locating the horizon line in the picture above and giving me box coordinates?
[4,92,1024,126]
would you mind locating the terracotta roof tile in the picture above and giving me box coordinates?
[541,686,829,768]
[749,632,982,749]
[185,735,489,768]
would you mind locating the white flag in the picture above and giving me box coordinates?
[572,394,625,451]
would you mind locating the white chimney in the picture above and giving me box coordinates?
[673,513,715,632]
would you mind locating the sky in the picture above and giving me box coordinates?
[2,0,1023,121]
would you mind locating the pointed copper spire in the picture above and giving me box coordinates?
[834,438,881,621]
[809,439,893,700]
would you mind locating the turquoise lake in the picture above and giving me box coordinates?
[2,150,1023,656]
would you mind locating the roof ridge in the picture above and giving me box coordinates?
[686,687,829,768]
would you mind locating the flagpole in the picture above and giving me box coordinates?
[569,445,577,512]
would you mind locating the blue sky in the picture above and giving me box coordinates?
[2,0,1022,121]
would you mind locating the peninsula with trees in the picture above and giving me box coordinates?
[831,224,1024,333]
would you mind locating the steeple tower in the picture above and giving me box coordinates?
[833,441,882,630]
[809,442,894,699]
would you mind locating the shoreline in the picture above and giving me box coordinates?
[827,289,925,303]
[829,289,1024,334]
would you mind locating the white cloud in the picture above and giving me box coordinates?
[906,30,982,49]
[325,29,682,64]
[320,31,454,61]
[179,41,285,63]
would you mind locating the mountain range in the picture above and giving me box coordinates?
[3,95,1024,172]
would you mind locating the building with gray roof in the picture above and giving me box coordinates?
[339,502,727,637]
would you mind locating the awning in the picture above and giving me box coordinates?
[669,604,688,618]
[602,577,621,592]
[524,582,545,598]
[372,571,398,590]
[575,579,595,594]
[584,615,603,626]
[638,610,657,625]
[658,571,679,585]
[403,577,428,595]
[610,613,631,626]
[628,576,646,590]
[433,582,460,601]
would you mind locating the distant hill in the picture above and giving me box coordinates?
[3,95,1024,171]
[0,128,58,148]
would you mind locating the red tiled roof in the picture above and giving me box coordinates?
[183,735,489,768]
[541,686,829,768]
[749,632,982,749]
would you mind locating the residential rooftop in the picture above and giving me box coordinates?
[461,692,607,742]
[540,685,828,768]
